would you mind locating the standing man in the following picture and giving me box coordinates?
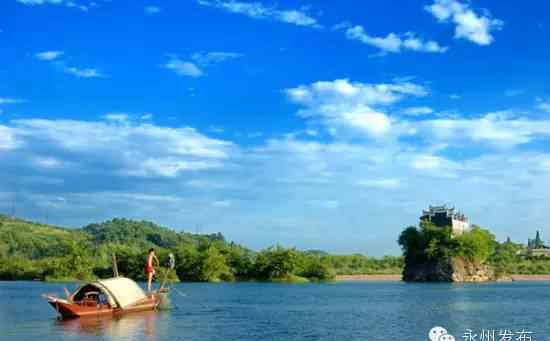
[144,248,159,293]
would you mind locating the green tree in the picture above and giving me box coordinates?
[197,245,233,282]
[456,226,495,263]
[489,239,522,275]
[223,244,254,279]
[254,246,300,280]
[298,256,336,280]
[174,244,201,281]
[398,226,427,265]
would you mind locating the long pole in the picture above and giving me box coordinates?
[160,268,170,290]
[112,253,119,277]
[160,253,175,290]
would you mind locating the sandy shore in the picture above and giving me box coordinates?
[335,274,402,281]
[509,275,550,281]
[335,274,550,282]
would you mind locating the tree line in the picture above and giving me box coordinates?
[0,215,402,282]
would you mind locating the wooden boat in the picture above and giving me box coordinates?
[44,277,166,319]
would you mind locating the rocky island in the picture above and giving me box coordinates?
[399,205,498,282]
[402,256,496,282]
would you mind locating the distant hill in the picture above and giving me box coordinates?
[83,218,225,249]
[0,214,235,281]
[0,214,226,258]
[0,214,88,259]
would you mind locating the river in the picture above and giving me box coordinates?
[1,281,549,340]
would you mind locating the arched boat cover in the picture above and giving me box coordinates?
[94,277,147,309]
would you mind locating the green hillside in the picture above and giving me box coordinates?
[83,218,225,249]
[0,214,88,259]
[0,215,235,282]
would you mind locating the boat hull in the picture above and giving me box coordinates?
[47,296,159,319]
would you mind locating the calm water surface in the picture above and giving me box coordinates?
[1,281,549,341]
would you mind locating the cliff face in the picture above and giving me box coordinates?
[403,257,495,282]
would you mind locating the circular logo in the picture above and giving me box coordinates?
[429,326,448,341]
[439,334,455,341]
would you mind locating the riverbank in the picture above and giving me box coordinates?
[335,274,550,282]
[510,274,550,281]
[335,274,402,281]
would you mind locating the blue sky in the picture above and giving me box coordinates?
[2,0,550,255]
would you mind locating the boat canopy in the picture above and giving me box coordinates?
[74,277,147,309]
[96,277,147,309]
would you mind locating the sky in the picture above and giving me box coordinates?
[2,0,550,255]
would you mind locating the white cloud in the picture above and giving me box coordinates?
[66,2,89,12]
[425,0,503,45]
[338,108,392,137]
[285,79,428,138]
[34,156,63,168]
[187,180,228,189]
[33,51,103,78]
[286,79,428,106]
[410,154,462,178]
[402,106,434,116]
[0,97,25,105]
[134,158,223,177]
[145,6,161,14]
[196,0,322,28]
[35,50,64,61]
[305,129,318,136]
[141,113,153,120]
[287,79,550,151]
[358,178,401,189]
[345,25,448,54]
[163,56,204,78]
[17,0,64,5]
[191,51,243,65]
[17,0,91,11]
[163,52,242,78]
[6,119,233,178]
[411,154,448,170]
[64,66,104,78]
[277,9,319,28]
[409,113,550,149]
[103,113,129,122]
[212,200,232,207]
[537,101,550,113]
[0,126,20,150]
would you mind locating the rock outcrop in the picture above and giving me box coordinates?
[403,257,496,282]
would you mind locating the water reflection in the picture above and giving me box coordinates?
[57,311,162,340]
